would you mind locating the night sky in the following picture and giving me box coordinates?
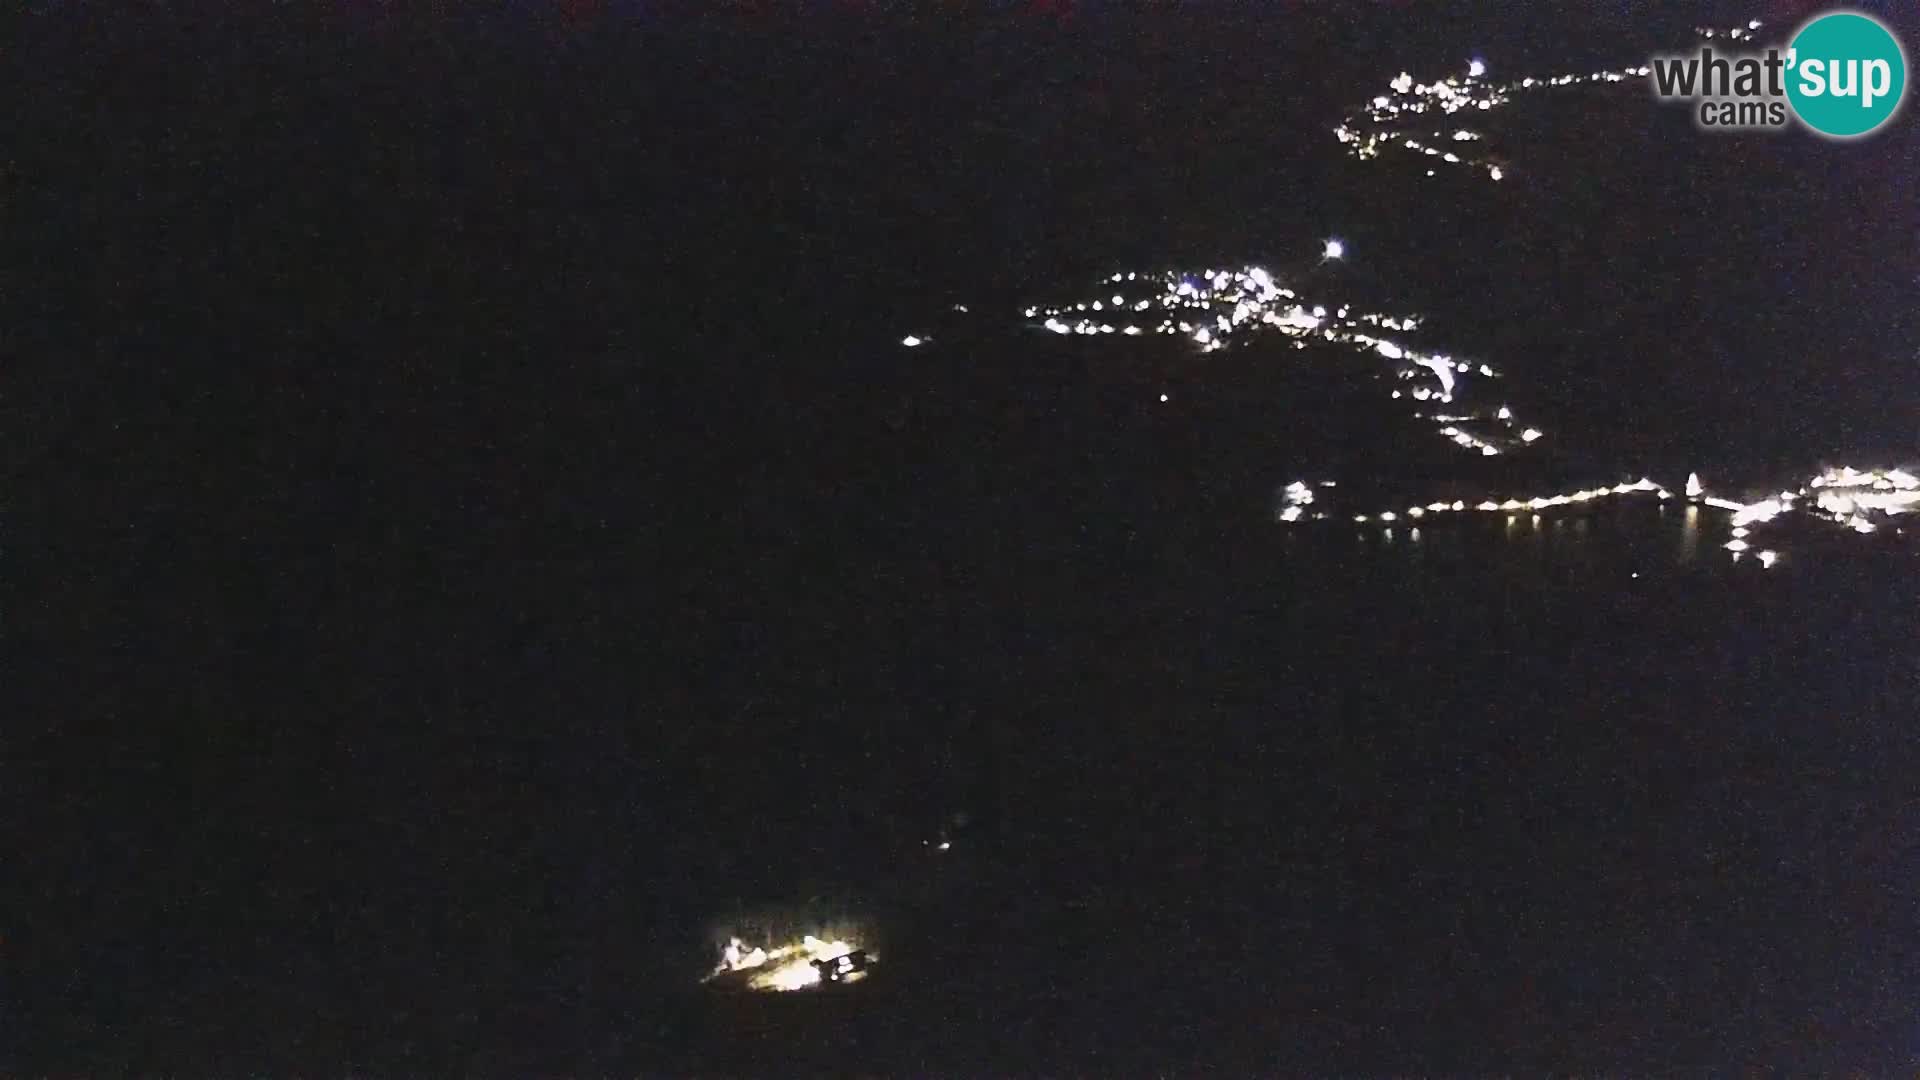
[11,1,1920,1073]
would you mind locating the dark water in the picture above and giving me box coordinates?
[12,1,1919,1073]
[663,520,1920,1075]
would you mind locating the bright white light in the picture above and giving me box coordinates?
[1159,393,1169,403]
[1468,58,1486,78]
[1520,428,1542,443]
[1414,356,1456,396]
[1323,239,1346,260]
[709,934,864,994]
[1686,472,1704,498]
[1488,166,1503,182]
[1731,498,1785,528]
[901,335,924,347]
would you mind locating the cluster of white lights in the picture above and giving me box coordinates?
[1276,479,1317,523]
[1334,22,1761,182]
[1716,467,1920,556]
[1809,467,1920,531]
[707,934,867,993]
[1017,252,1545,459]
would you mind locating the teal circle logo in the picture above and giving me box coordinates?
[1786,12,1907,138]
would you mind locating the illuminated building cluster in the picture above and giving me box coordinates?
[1705,467,1920,565]
[1333,21,1763,182]
[1020,255,1543,459]
[707,933,869,992]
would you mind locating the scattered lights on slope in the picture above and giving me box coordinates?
[1017,250,1545,459]
[708,934,868,993]
[1335,22,1762,182]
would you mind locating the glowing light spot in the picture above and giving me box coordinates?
[708,934,867,994]
[1323,238,1346,260]
[901,335,924,347]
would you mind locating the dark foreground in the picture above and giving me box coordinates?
[644,517,1920,1076]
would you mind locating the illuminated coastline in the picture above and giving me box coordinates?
[895,16,1911,571]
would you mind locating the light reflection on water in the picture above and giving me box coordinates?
[1344,500,1737,580]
